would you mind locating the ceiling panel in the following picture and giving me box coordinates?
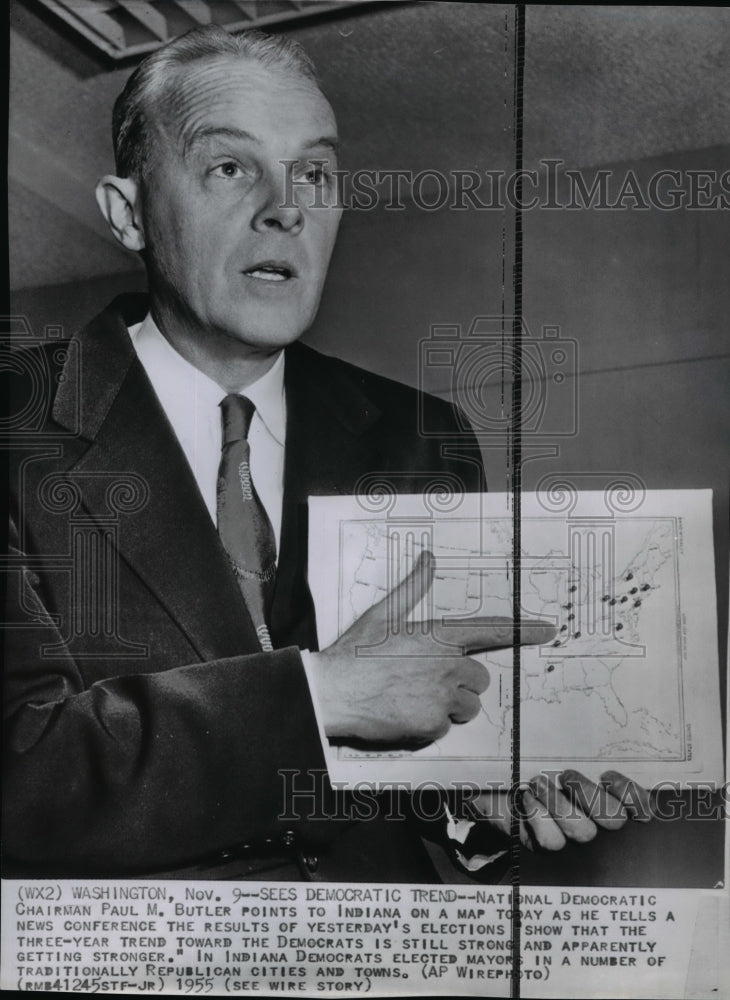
[35,0,374,59]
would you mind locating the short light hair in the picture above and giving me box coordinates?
[112,25,321,179]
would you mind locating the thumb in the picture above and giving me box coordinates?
[373,549,436,626]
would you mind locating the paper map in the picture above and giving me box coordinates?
[308,490,723,787]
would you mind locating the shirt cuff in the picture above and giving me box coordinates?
[299,649,331,758]
[445,805,508,872]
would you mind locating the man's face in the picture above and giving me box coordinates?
[139,56,341,354]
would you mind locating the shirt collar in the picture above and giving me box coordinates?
[129,313,286,446]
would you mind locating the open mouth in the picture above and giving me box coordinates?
[243,261,295,282]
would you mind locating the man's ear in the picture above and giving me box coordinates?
[95,175,146,252]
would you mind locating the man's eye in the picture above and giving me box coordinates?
[211,161,244,179]
[299,163,332,186]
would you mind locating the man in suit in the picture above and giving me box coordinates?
[3,26,644,881]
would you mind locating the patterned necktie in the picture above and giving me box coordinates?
[217,394,276,652]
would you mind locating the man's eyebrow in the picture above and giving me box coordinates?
[303,136,340,155]
[182,126,261,156]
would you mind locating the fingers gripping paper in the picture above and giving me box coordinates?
[308,490,723,788]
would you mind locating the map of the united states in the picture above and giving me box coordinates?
[335,515,684,768]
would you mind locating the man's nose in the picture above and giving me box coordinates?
[251,168,303,234]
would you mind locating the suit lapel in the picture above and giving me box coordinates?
[53,297,259,661]
[52,301,385,658]
[269,343,382,650]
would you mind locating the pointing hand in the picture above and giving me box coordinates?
[310,551,557,745]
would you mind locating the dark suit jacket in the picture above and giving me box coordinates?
[3,294,486,881]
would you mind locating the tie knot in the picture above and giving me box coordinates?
[220,394,256,445]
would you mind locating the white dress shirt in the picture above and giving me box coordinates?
[129,313,286,552]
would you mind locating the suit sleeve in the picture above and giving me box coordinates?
[3,516,340,877]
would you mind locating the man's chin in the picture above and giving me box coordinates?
[215,300,317,353]
[217,320,308,354]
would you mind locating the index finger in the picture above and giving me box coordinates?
[432,617,557,652]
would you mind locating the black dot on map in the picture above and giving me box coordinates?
[547,664,555,672]
[574,631,581,639]
[630,587,638,594]
[634,599,642,607]
[616,623,624,631]
[569,585,577,592]
[626,572,634,580]
[621,596,628,603]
